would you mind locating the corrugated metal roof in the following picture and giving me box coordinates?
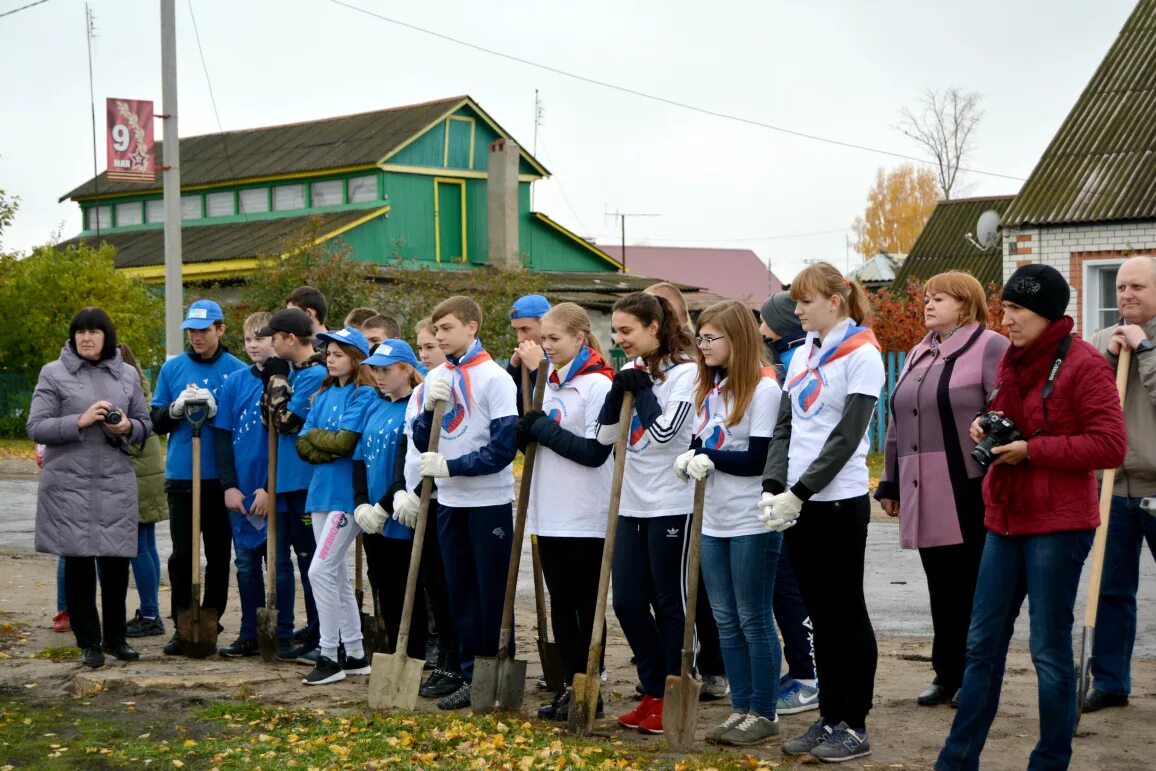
[594,244,783,307]
[57,210,376,269]
[62,96,547,200]
[891,195,1015,289]
[850,252,902,283]
[1003,0,1156,226]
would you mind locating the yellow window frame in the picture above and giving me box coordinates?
[443,115,477,170]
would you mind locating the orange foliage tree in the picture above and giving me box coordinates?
[869,278,1008,353]
[852,165,941,258]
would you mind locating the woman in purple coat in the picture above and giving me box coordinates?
[875,272,1008,707]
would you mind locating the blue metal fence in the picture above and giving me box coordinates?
[868,351,907,453]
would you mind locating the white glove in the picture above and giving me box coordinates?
[757,490,804,532]
[353,502,388,534]
[392,489,421,528]
[419,452,450,478]
[673,449,696,482]
[687,453,715,481]
[192,387,218,418]
[424,378,452,411]
[168,385,198,418]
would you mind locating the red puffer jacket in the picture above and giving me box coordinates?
[983,336,1126,536]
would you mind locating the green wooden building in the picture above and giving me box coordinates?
[60,95,620,281]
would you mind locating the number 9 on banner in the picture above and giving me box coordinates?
[111,123,130,152]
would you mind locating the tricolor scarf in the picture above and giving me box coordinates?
[441,339,492,417]
[547,346,615,390]
[787,320,881,413]
[696,366,777,446]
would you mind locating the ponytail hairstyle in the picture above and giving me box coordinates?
[541,302,604,356]
[611,291,694,380]
[318,341,376,392]
[789,261,873,326]
[694,300,767,427]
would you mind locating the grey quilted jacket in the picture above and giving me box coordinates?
[27,345,152,557]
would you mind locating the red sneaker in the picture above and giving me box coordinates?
[638,698,664,734]
[52,610,70,633]
[617,694,657,729]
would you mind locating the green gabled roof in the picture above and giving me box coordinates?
[1003,0,1156,227]
[62,96,549,201]
[57,209,380,269]
[891,195,1015,290]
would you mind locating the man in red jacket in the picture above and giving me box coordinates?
[935,264,1126,771]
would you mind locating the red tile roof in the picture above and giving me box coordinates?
[596,244,783,307]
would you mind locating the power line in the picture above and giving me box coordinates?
[330,0,1025,184]
[655,227,852,244]
[533,133,591,235]
[0,0,52,20]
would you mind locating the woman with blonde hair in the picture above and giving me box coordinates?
[759,262,884,762]
[674,299,782,746]
[875,271,1008,708]
[515,302,616,721]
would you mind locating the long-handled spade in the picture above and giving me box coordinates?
[256,405,279,662]
[473,361,550,713]
[174,399,220,659]
[1076,347,1132,729]
[367,399,447,711]
[569,393,634,735]
[663,478,707,750]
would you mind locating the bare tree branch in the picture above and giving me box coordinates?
[895,87,983,199]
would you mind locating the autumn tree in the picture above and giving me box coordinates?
[869,278,1007,353]
[852,165,940,259]
[896,87,983,199]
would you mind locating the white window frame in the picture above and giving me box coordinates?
[1082,258,1125,339]
[239,187,269,214]
[272,184,305,211]
[145,198,165,223]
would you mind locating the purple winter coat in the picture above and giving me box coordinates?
[27,345,151,558]
[876,323,1008,549]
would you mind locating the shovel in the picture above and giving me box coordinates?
[368,399,447,711]
[473,360,549,713]
[257,406,279,662]
[663,478,707,750]
[174,399,219,659]
[355,535,383,654]
[1076,347,1131,729]
[531,533,565,693]
[569,393,634,735]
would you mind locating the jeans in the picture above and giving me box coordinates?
[230,512,266,642]
[276,490,319,647]
[65,556,129,649]
[701,531,783,718]
[1091,495,1156,695]
[936,529,1094,771]
[130,522,162,619]
[56,557,67,614]
[774,539,815,681]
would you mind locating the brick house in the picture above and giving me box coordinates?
[1000,0,1156,339]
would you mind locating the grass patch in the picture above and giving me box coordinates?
[32,646,81,661]
[0,437,36,460]
[0,696,792,770]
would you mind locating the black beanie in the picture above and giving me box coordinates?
[760,291,804,338]
[1001,264,1070,322]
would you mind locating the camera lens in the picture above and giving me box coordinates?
[105,409,123,425]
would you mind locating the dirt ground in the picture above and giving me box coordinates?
[1,544,1153,771]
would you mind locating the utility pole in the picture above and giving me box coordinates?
[530,90,543,210]
[84,4,100,239]
[605,207,660,274]
[160,0,183,358]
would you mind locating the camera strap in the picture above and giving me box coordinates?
[1039,334,1073,430]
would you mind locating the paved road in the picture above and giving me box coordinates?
[3,475,1154,654]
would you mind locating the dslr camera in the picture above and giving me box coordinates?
[104,408,123,425]
[972,411,1023,468]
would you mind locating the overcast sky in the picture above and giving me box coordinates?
[0,0,1136,282]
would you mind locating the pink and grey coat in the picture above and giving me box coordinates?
[875,322,1009,549]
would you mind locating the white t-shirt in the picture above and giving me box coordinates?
[783,317,884,501]
[415,357,517,507]
[528,367,613,538]
[402,389,430,499]
[598,359,697,519]
[694,372,780,538]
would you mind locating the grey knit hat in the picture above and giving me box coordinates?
[760,291,804,337]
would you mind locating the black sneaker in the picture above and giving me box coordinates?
[1082,689,1129,712]
[303,655,346,685]
[82,646,106,668]
[220,637,260,658]
[276,642,304,662]
[550,690,602,722]
[538,690,569,720]
[102,642,140,661]
[421,669,464,698]
[163,633,184,657]
[782,717,834,755]
[437,682,471,710]
[125,611,165,638]
[343,653,372,676]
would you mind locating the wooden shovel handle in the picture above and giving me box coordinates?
[190,433,203,617]
[397,399,447,651]
[1084,347,1132,626]
[265,411,277,607]
[679,479,707,673]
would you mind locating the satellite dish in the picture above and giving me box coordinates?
[975,210,1002,250]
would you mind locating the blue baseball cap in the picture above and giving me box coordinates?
[180,299,225,330]
[364,339,420,368]
[315,326,370,357]
[509,294,550,320]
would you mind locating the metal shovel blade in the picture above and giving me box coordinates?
[176,604,219,660]
[1076,625,1094,732]
[663,672,702,750]
[470,654,528,713]
[367,650,425,711]
[567,672,599,735]
[537,639,565,694]
[256,607,278,663]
